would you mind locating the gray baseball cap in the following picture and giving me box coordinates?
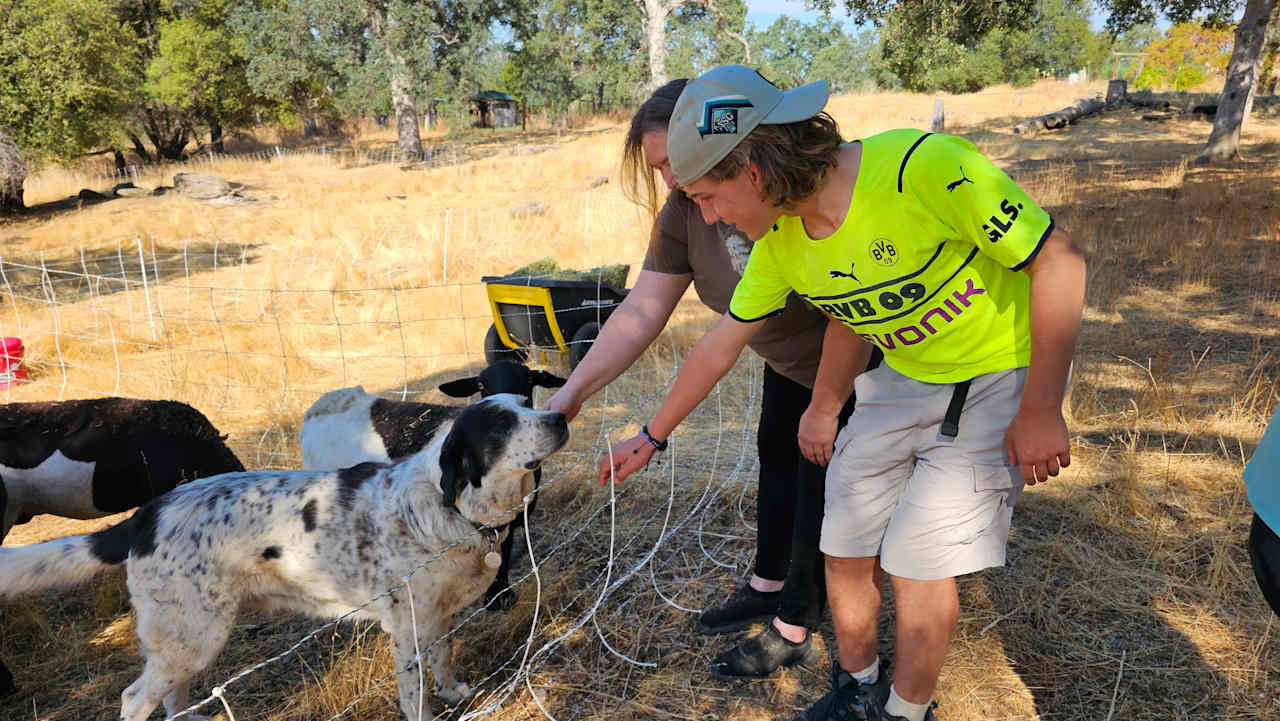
[667,65,829,186]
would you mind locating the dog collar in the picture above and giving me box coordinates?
[471,522,502,569]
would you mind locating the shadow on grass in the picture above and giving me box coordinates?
[984,492,1232,720]
[0,242,263,306]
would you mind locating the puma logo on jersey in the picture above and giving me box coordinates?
[829,264,859,282]
[946,166,973,192]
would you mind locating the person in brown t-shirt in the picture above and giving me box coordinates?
[544,79,878,680]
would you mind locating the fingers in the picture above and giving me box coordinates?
[1021,452,1069,486]
[597,453,615,486]
[598,437,655,486]
[1046,455,1061,477]
[798,442,833,468]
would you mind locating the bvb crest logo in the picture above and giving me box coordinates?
[869,238,898,267]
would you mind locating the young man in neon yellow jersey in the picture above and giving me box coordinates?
[598,65,1086,721]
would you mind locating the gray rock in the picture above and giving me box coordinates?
[174,172,232,200]
[509,200,546,218]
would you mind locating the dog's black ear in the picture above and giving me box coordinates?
[438,430,468,507]
[533,370,567,389]
[439,377,481,398]
[438,423,486,507]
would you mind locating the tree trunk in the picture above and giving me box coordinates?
[1197,0,1277,163]
[113,149,127,171]
[142,109,190,160]
[1012,97,1105,135]
[129,133,154,164]
[642,0,673,96]
[0,129,25,216]
[209,117,224,154]
[156,126,189,160]
[370,2,423,160]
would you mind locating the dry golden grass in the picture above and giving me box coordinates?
[1,78,1279,721]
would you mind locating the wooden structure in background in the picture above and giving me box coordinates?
[1111,52,1149,80]
[471,90,519,129]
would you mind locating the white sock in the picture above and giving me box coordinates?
[849,657,879,685]
[884,685,931,721]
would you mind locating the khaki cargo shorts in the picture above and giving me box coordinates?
[821,363,1027,580]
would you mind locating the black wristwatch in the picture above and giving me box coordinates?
[640,425,668,452]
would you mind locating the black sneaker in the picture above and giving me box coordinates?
[697,582,780,634]
[882,700,940,721]
[788,660,890,721]
[709,623,819,679]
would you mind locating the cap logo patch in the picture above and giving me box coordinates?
[697,95,752,137]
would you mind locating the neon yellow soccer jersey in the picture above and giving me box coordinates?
[729,129,1054,384]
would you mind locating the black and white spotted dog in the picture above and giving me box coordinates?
[300,360,566,609]
[0,394,569,721]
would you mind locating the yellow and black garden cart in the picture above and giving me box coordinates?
[481,263,629,369]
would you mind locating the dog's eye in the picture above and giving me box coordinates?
[523,460,540,470]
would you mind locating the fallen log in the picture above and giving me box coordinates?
[1012,97,1106,136]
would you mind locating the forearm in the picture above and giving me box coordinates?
[1022,229,1086,411]
[647,314,759,440]
[810,318,870,415]
[559,271,688,407]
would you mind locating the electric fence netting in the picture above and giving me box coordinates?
[0,231,776,720]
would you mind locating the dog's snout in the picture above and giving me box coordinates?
[546,410,567,431]
[542,411,569,448]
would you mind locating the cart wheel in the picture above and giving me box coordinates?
[485,324,528,365]
[569,322,600,370]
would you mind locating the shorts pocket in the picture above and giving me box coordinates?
[973,463,1018,492]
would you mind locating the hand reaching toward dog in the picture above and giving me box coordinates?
[597,434,656,486]
[542,387,582,424]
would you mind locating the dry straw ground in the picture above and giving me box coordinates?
[0,79,1278,721]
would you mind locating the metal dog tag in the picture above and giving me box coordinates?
[484,551,502,569]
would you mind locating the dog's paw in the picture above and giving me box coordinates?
[435,680,471,705]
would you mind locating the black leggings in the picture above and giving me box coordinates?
[753,364,857,630]
[1249,513,1280,619]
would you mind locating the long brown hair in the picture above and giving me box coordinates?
[621,79,688,216]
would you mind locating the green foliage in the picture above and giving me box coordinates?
[808,28,891,92]
[749,16,845,89]
[500,0,746,119]
[872,0,1038,91]
[1097,0,1237,35]
[667,0,750,78]
[146,0,269,128]
[1131,22,1233,90]
[0,0,140,161]
[815,0,1246,92]
[956,0,1113,89]
[231,0,382,123]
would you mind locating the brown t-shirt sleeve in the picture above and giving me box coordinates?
[643,191,694,275]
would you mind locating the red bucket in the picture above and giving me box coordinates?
[0,337,29,388]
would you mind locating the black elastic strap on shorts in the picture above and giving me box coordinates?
[941,379,972,439]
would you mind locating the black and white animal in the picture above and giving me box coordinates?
[0,397,245,543]
[299,360,566,608]
[0,397,245,699]
[0,394,569,721]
